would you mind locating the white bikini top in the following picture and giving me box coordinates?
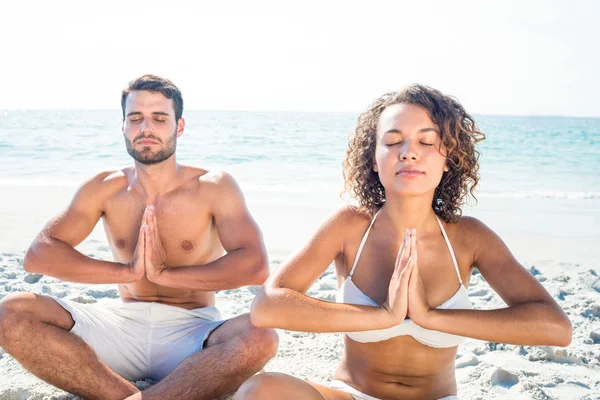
[336,210,471,348]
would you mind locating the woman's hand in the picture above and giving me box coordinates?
[407,229,433,326]
[382,229,415,324]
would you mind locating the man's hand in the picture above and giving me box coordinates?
[144,205,168,283]
[127,220,146,282]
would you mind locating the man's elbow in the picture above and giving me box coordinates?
[246,251,269,286]
[23,245,43,274]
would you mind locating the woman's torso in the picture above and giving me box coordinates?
[332,207,475,399]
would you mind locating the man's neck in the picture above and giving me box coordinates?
[133,158,180,201]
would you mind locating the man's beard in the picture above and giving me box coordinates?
[125,132,177,165]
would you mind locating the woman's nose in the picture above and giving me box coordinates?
[399,141,418,160]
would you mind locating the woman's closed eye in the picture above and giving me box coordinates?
[386,141,403,147]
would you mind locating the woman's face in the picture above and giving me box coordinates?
[373,103,449,198]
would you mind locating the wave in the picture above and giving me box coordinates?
[1,180,599,201]
[478,191,600,200]
[0,179,80,188]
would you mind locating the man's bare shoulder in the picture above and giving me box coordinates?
[92,168,130,189]
[196,169,236,186]
[180,167,239,193]
[79,168,131,199]
[172,167,240,203]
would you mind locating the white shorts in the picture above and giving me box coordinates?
[53,298,227,381]
[329,380,459,400]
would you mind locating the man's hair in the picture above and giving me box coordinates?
[121,74,184,121]
[343,84,486,223]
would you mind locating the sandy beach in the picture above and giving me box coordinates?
[0,183,599,400]
[2,0,599,395]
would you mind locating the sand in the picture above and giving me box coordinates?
[0,184,599,399]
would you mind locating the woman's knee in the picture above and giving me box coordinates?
[236,373,292,399]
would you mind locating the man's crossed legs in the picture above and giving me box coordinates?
[0,293,278,400]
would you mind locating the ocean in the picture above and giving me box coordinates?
[1,110,599,260]
[1,110,599,399]
[1,110,598,197]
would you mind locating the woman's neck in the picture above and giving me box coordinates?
[380,194,439,235]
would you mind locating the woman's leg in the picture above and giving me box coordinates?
[236,372,354,400]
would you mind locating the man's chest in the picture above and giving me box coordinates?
[101,195,220,264]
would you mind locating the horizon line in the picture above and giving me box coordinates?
[1,108,599,120]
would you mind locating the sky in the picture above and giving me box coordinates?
[1,0,599,117]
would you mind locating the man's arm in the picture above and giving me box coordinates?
[149,171,268,290]
[24,172,142,284]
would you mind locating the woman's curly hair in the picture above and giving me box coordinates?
[343,84,485,223]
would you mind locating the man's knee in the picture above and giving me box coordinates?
[236,372,285,400]
[0,293,73,349]
[0,293,35,347]
[246,325,279,363]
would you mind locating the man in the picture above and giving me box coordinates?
[0,74,278,400]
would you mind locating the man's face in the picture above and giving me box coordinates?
[122,90,185,165]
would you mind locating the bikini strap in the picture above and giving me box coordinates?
[348,208,382,277]
[435,216,463,285]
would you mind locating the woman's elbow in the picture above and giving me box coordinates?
[553,315,572,347]
[250,288,275,328]
[545,307,572,347]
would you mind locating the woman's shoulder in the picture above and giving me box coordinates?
[330,204,374,229]
[315,205,374,246]
[452,215,497,237]
[449,216,503,257]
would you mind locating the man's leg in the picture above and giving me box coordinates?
[126,313,278,400]
[0,293,139,400]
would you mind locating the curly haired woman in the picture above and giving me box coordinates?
[236,85,572,400]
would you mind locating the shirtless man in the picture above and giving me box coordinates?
[0,74,278,400]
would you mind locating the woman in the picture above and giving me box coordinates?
[236,85,572,400]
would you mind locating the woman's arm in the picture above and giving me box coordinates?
[251,207,413,332]
[408,217,572,347]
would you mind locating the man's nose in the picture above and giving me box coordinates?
[140,119,153,134]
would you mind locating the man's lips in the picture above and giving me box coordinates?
[137,139,159,145]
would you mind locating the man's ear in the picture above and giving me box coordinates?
[176,117,186,138]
